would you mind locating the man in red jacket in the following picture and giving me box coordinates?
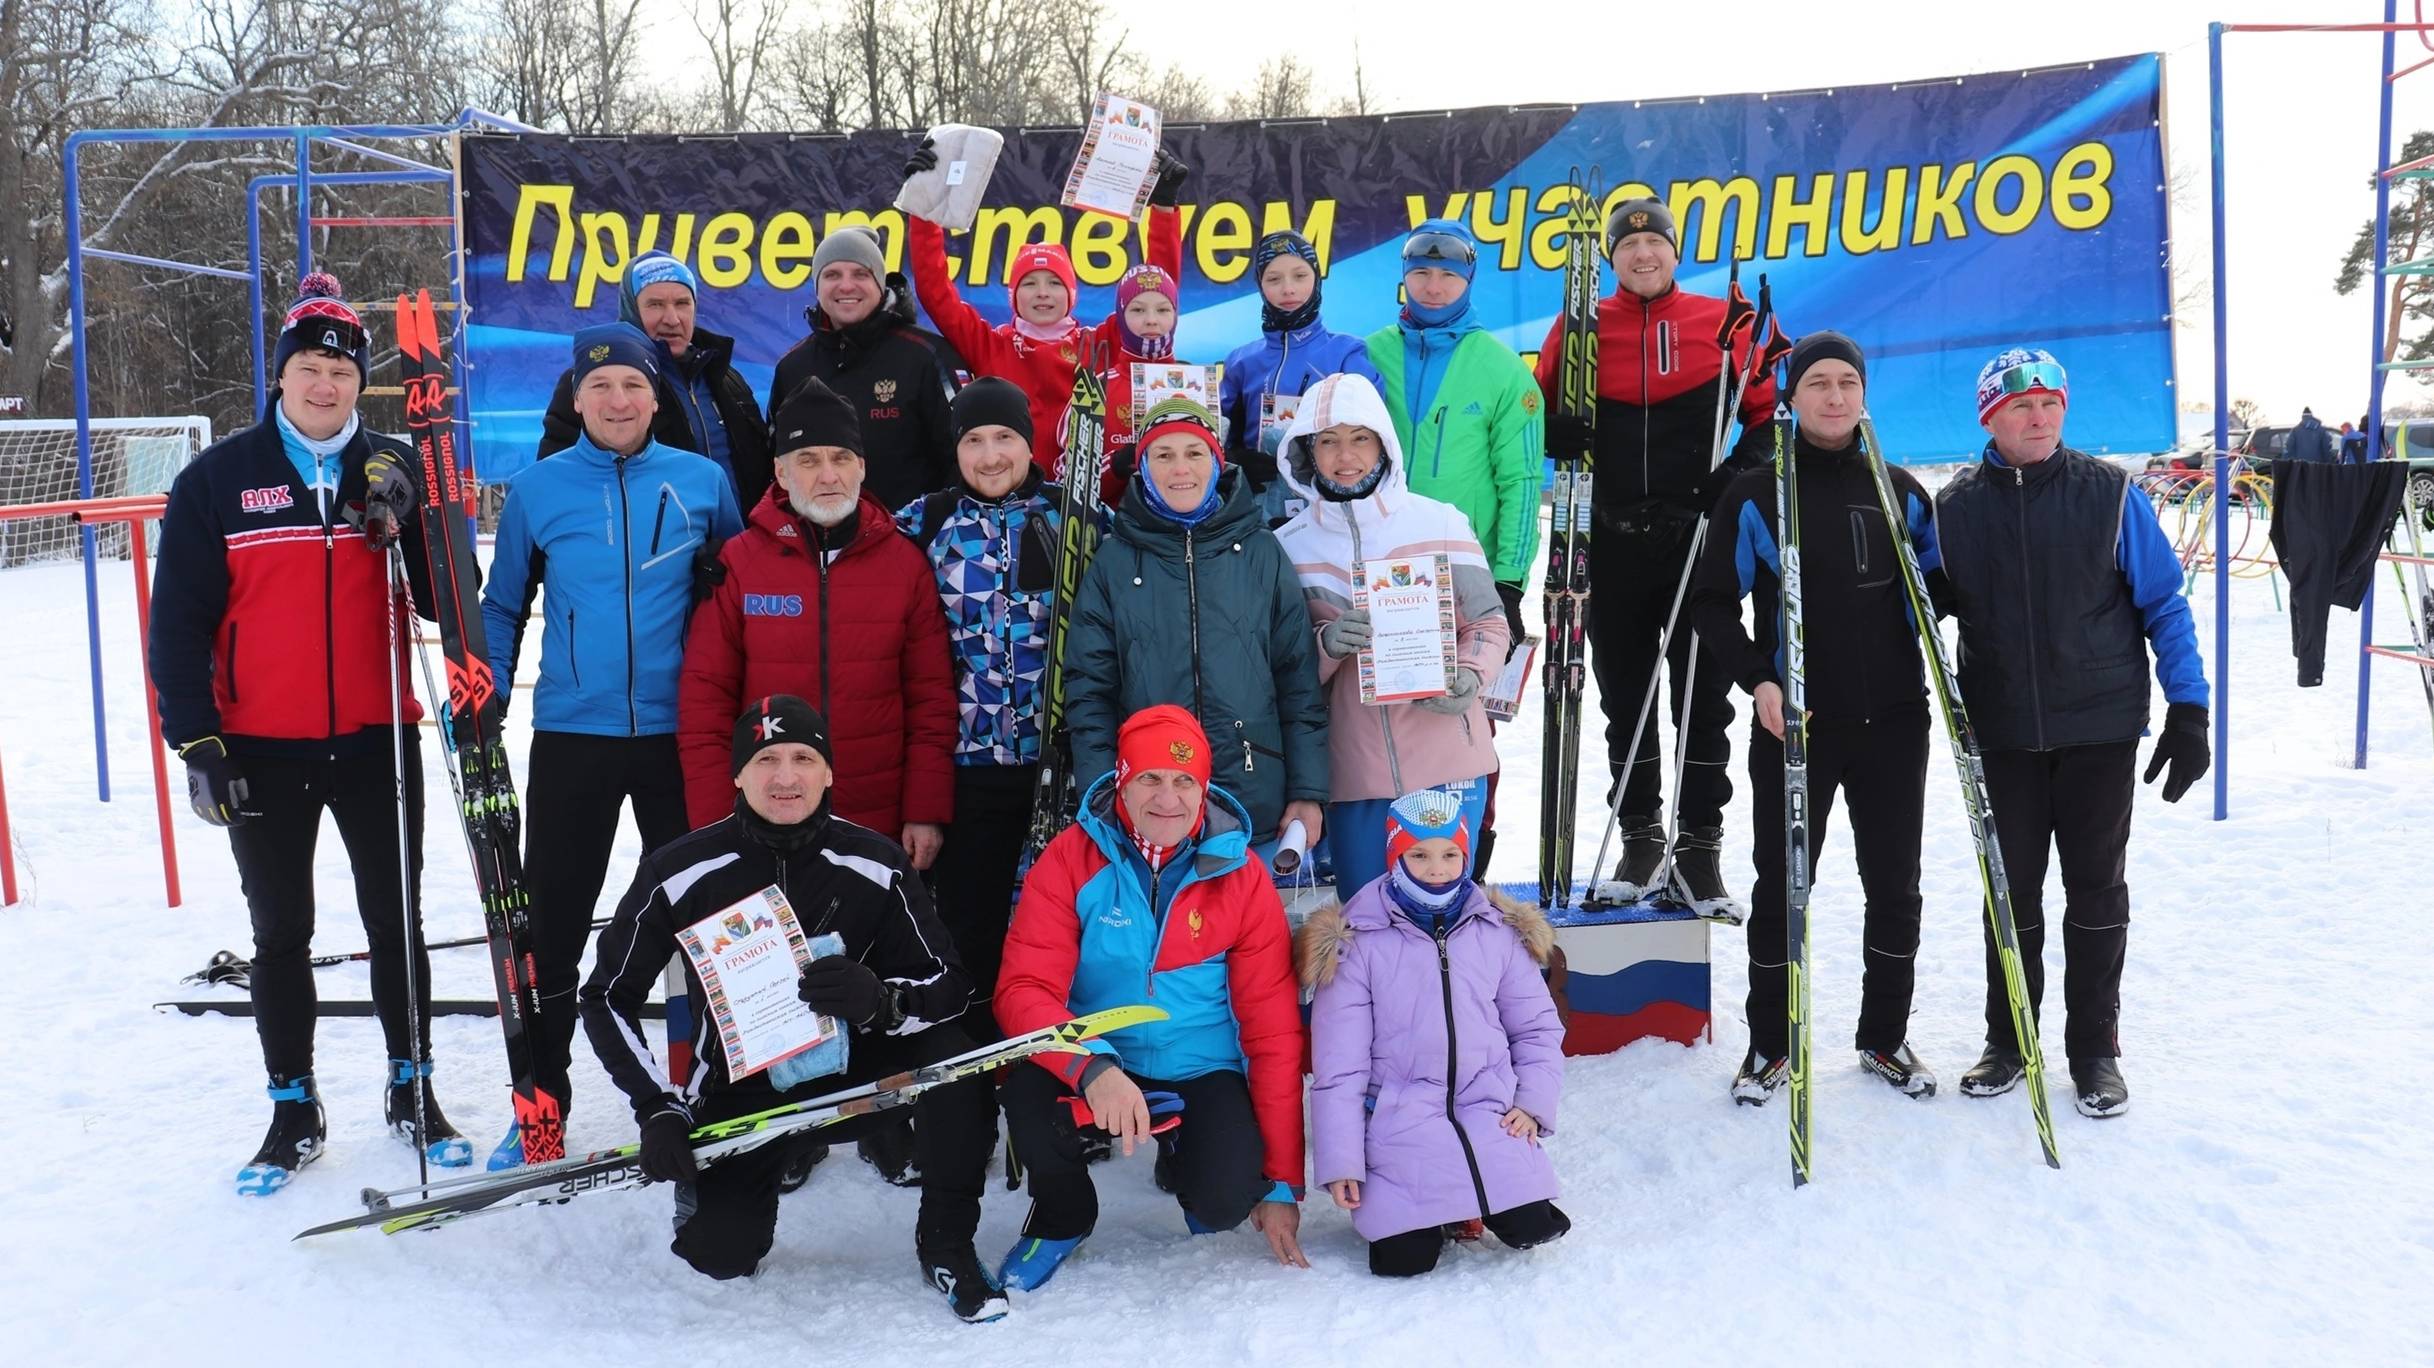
[678,378,956,863]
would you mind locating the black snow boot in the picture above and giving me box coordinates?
[2069,1057,2129,1118]
[1960,1043,2026,1098]
[1672,826,1745,924]
[920,1244,1010,1323]
[385,1058,472,1168]
[1608,822,1668,898]
[236,1073,326,1196]
[777,1142,829,1194]
[858,1116,921,1188]
[1857,1042,1937,1098]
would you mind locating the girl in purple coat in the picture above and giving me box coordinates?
[1296,790,1572,1276]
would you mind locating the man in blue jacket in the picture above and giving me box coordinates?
[1930,347,2209,1120]
[480,322,743,1165]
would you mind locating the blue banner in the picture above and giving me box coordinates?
[459,53,2171,480]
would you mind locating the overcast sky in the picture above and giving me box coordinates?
[1102,0,2430,435]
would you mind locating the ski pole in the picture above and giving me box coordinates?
[386,541,431,1189]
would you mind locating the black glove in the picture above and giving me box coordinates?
[1108,442,1139,490]
[2142,701,2211,804]
[1230,444,1278,491]
[179,735,254,827]
[902,135,938,180]
[798,954,891,1028]
[1496,581,1528,644]
[1546,413,1593,463]
[1148,148,1189,207]
[350,447,418,549]
[691,537,727,604]
[637,1106,698,1184]
[1689,461,1736,517]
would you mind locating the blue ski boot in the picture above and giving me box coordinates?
[485,1120,524,1171]
[235,1074,324,1197]
[385,1059,472,1167]
[997,1234,1084,1292]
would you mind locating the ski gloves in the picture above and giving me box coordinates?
[1057,1089,1185,1143]
[903,138,938,179]
[2142,701,2211,804]
[1496,581,1528,646]
[1412,667,1485,716]
[692,536,728,604]
[799,955,902,1033]
[1546,414,1594,463]
[1319,607,1372,659]
[350,448,418,550]
[179,735,256,827]
[638,1106,698,1184]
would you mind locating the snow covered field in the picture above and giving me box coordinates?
[2,512,2429,1367]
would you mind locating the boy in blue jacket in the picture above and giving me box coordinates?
[1219,230,1381,526]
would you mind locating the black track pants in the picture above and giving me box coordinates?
[1588,516,1735,830]
[1979,741,2137,1061]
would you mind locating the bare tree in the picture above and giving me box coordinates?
[1126,63,1218,124]
[689,0,784,132]
[1224,55,1317,121]
[1048,0,1127,124]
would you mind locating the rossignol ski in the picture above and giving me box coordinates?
[1026,346,1114,857]
[1774,392,1813,1190]
[1856,416,2060,1170]
[294,1004,1168,1240]
[396,290,562,1163]
[1539,169,1599,909]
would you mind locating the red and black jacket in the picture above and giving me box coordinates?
[150,418,436,758]
[1534,285,1779,519]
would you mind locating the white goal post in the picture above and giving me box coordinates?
[0,417,213,566]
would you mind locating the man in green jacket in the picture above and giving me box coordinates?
[1366,218,1545,638]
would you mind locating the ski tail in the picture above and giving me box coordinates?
[1855,416,2059,1170]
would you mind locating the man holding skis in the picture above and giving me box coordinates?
[1929,348,2209,1118]
[479,321,742,1166]
[1536,199,1776,914]
[580,695,1006,1322]
[1687,333,1939,1103]
[150,271,463,1194]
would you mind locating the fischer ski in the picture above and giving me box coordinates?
[1773,390,1813,1190]
[295,1004,1168,1240]
[1539,169,1600,909]
[1856,416,2060,1170]
[396,290,562,1163]
[1025,344,1114,857]
[180,921,609,989]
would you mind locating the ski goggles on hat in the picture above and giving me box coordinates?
[1401,231,1477,268]
[1988,359,2068,400]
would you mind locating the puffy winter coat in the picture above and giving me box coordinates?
[894,470,1062,766]
[996,773,1305,1189]
[481,433,742,737]
[1063,467,1329,841]
[906,208,1180,482]
[768,276,965,512]
[1533,284,1778,519]
[1272,373,1508,801]
[1221,317,1383,522]
[1364,315,1544,585]
[678,486,956,837]
[538,325,770,515]
[150,417,435,757]
[1298,881,1563,1242]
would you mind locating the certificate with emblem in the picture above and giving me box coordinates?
[1352,553,1458,705]
[674,885,834,1081]
[1061,92,1163,220]
[1132,361,1224,436]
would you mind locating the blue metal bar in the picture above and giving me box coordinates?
[81,247,253,282]
[62,138,110,801]
[2358,0,2401,770]
[455,106,542,133]
[320,137,444,175]
[248,168,451,409]
[2209,22,2230,821]
[293,132,312,280]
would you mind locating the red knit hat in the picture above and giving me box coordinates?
[1117,263,1178,311]
[1135,397,1224,468]
[1007,242,1077,316]
[1114,703,1211,790]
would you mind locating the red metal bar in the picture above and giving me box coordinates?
[2380,551,2434,565]
[2388,51,2434,80]
[2384,150,2434,178]
[0,738,17,904]
[308,216,454,228]
[126,518,180,906]
[0,495,166,522]
[2365,643,2434,665]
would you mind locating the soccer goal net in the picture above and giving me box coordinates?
[0,417,212,567]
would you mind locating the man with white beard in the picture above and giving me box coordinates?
[677,377,956,871]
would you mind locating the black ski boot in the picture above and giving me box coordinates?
[1857,1043,1937,1098]
[920,1244,1010,1323]
[1672,826,1745,924]
[385,1058,473,1168]
[2069,1057,2129,1118]
[1607,822,1668,899]
[1731,1047,1787,1105]
[777,1142,829,1194]
[1960,1043,2025,1098]
[858,1116,921,1188]
[235,1073,325,1197]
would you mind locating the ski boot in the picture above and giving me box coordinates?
[920,1244,1010,1323]
[1604,822,1668,901]
[385,1059,473,1167]
[1959,1043,2026,1098]
[1671,827,1746,924]
[1857,1043,1937,1098]
[858,1116,921,1188]
[2069,1057,2129,1118]
[777,1142,829,1194]
[235,1074,325,1196]
[1731,1047,1788,1105]
[997,1234,1085,1292]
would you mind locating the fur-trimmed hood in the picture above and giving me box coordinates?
[1296,882,1551,989]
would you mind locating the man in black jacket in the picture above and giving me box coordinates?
[1931,347,2210,1119]
[768,226,963,511]
[1687,333,1938,1105]
[578,694,1006,1322]
[537,249,771,513]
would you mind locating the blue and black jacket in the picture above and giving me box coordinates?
[894,470,1062,767]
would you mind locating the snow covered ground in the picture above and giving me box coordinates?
[3,503,2429,1367]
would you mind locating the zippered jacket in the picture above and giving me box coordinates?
[895,471,1062,767]
[1364,319,1543,584]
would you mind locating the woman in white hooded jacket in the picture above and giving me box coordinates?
[1274,373,1510,898]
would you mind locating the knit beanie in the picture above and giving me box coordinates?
[1006,241,1078,318]
[1784,331,1867,394]
[270,271,371,387]
[730,694,833,776]
[1975,346,2070,424]
[1115,263,1180,361]
[770,376,865,457]
[570,322,660,386]
[951,376,1034,445]
[1385,787,1474,870]
[1604,197,1678,255]
[812,227,886,282]
[619,249,697,329]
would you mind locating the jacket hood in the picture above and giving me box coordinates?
[1113,464,1263,552]
[1277,371,1408,513]
[746,482,899,556]
[1073,767,1254,882]
[1295,884,1551,989]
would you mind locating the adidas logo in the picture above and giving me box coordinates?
[1462,401,1485,416]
